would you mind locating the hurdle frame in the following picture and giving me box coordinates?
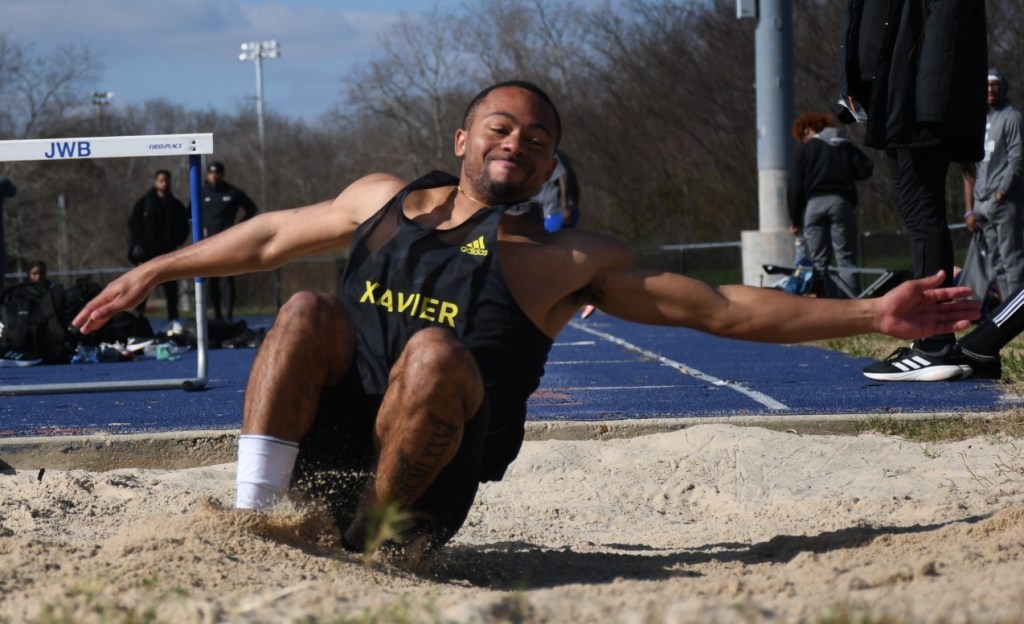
[0,133,214,395]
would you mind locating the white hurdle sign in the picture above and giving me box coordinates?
[0,133,215,396]
[0,133,214,162]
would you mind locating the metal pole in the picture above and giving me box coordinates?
[240,40,281,309]
[755,0,795,227]
[739,0,796,285]
[253,55,281,309]
[255,54,267,216]
[189,153,209,388]
[57,194,70,276]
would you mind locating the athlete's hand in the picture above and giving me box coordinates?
[874,271,980,340]
[72,269,153,334]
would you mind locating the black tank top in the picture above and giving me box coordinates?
[340,172,553,479]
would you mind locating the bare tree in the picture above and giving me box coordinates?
[0,37,100,139]
[565,0,756,243]
[342,8,472,176]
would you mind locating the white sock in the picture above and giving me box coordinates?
[236,434,300,510]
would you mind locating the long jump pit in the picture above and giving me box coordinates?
[2,420,1024,622]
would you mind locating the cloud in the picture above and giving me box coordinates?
[3,0,412,118]
[4,0,391,62]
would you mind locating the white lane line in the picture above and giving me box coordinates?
[547,360,638,365]
[553,341,597,346]
[554,385,677,391]
[568,321,790,411]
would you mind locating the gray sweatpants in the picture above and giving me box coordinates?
[803,194,860,295]
[974,195,1024,297]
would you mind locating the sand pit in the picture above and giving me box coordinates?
[2,423,1024,622]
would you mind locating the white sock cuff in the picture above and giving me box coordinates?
[236,434,300,510]
[239,434,299,448]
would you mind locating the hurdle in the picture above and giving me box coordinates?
[0,133,214,395]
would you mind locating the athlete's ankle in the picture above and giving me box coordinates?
[235,434,299,510]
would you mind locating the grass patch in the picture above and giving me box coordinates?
[361,501,417,566]
[858,413,1024,442]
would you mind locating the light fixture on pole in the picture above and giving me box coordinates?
[91,90,114,128]
[238,39,281,307]
[91,91,115,107]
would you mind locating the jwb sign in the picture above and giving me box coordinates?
[43,141,93,159]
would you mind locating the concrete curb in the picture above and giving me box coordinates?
[0,410,1015,472]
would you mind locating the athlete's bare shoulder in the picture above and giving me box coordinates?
[501,217,637,276]
[499,218,641,335]
[333,173,407,226]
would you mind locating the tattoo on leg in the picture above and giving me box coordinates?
[389,414,459,503]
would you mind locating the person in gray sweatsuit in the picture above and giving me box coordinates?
[965,69,1024,299]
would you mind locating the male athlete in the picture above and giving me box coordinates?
[73,81,980,555]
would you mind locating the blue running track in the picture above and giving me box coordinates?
[0,313,1015,438]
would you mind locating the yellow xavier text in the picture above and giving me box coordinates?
[359,281,460,328]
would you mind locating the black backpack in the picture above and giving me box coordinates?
[0,282,73,363]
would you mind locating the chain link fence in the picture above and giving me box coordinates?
[638,225,974,291]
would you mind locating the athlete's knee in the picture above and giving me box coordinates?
[266,292,354,375]
[402,328,476,374]
[274,291,354,340]
[394,328,484,414]
[280,291,348,322]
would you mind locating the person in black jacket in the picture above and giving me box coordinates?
[0,175,16,287]
[840,0,989,381]
[128,169,190,325]
[201,161,257,321]
[787,112,874,296]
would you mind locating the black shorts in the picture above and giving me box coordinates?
[292,368,491,551]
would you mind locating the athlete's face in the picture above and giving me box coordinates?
[455,87,558,205]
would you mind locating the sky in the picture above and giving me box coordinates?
[3,0,584,122]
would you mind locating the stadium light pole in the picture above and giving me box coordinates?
[737,0,795,286]
[239,39,281,307]
[91,90,114,131]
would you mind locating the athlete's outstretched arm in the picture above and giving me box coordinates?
[589,252,979,343]
[73,174,404,333]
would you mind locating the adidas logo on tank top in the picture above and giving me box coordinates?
[460,235,488,256]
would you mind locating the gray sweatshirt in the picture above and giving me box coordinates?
[975,81,1024,202]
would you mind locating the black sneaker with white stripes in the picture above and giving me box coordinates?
[0,350,43,368]
[862,342,968,382]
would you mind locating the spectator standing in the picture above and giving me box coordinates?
[934,121,1024,386]
[530,149,594,317]
[963,69,1024,300]
[200,161,257,321]
[839,0,989,381]
[0,175,16,286]
[531,148,580,233]
[787,112,874,296]
[128,169,190,329]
